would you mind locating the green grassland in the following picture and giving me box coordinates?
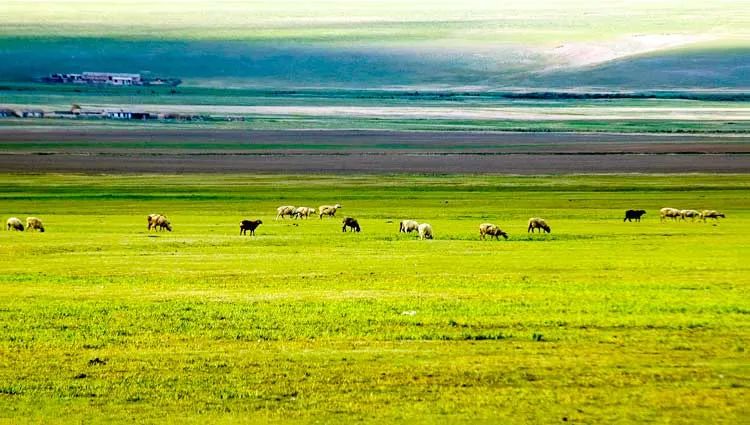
[4,117,750,135]
[3,84,750,108]
[0,173,748,423]
[4,1,745,43]
[3,83,750,134]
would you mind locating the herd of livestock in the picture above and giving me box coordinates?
[656,208,726,222]
[5,206,726,239]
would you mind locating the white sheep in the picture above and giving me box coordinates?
[659,207,681,222]
[399,220,419,233]
[680,209,701,221]
[293,207,316,219]
[418,223,433,240]
[276,205,296,220]
[25,217,45,232]
[479,223,508,240]
[6,217,24,231]
[527,217,550,233]
[318,204,342,219]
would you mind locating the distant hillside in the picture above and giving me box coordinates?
[1,1,748,90]
[532,47,750,90]
[0,37,747,91]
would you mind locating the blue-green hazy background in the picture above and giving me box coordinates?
[1,0,748,89]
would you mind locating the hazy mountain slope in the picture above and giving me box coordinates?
[0,0,747,90]
[533,47,750,90]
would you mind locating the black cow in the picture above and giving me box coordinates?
[342,217,361,232]
[240,219,263,236]
[624,210,646,222]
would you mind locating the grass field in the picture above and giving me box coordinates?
[0,173,748,423]
[4,117,750,134]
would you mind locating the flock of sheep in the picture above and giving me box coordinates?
[273,204,548,240]
[658,208,726,222]
[274,204,341,220]
[4,206,726,238]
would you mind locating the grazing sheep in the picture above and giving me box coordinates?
[623,209,646,222]
[399,220,419,233]
[701,210,726,222]
[342,217,361,232]
[293,207,316,219]
[659,207,681,222]
[240,219,262,236]
[680,209,701,221]
[418,223,433,240]
[25,217,45,232]
[147,213,164,231]
[318,204,342,219]
[6,217,24,231]
[276,205,296,220]
[148,214,172,232]
[479,223,508,240]
[527,217,550,233]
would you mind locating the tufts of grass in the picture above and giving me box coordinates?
[0,173,748,423]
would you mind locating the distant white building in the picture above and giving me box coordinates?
[43,71,180,86]
[82,72,142,86]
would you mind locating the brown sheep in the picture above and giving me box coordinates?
[701,210,726,222]
[240,219,262,236]
[148,214,172,232]
[479,223,508,240]
[6,217,24,231]
[527,217,550,233]
[25,217,45,232]
[147,213,162,231]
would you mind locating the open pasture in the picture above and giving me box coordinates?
[0,173,748,423]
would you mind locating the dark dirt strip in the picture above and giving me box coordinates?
[1,152,748,174]
[0,129,748,173]
[1,128,749,147]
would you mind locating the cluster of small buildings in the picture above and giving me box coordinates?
[0,105,208,121]
[0,108,45,118]
[41,72,181,87]
[43,72,143,86]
